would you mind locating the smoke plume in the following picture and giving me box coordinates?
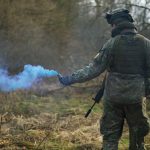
[0,64,58,92]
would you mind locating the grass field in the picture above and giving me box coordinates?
[0,84,150,150]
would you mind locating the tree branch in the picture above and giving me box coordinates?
[117,3,150,11]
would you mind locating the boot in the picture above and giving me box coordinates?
[137,137,147,150]
[129,131,146,150]
[137,144,147,150]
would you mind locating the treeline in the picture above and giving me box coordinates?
[0,0,149,74]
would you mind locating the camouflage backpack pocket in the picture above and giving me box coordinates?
[104,72,145,104]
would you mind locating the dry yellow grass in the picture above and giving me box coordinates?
[0,87,150,150]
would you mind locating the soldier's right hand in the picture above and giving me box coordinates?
[58,74,73,86]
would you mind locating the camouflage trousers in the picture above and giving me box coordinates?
[100,99,150,150]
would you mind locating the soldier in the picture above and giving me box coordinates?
[58,8,150,150]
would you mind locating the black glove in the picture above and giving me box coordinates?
[58,74,74,86]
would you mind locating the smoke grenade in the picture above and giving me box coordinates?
[0,64,59,92]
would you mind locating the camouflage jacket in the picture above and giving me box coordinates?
[70,33,150,104]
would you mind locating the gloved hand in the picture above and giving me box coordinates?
[58,74,74,86]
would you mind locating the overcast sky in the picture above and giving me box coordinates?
[88,0,150,22]
[88,0,150,7]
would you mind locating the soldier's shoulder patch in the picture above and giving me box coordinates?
[94,53,100,59]
[94,53,101,63]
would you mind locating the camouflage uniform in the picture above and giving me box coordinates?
[66,25,150,149]
[59,9,150,150]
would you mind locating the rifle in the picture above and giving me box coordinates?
[85,75,106,118]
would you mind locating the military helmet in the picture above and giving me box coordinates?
[105,8,134,25]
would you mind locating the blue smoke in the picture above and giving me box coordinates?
[0,64,59,92]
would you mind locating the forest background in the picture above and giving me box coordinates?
[0,0,150,149]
